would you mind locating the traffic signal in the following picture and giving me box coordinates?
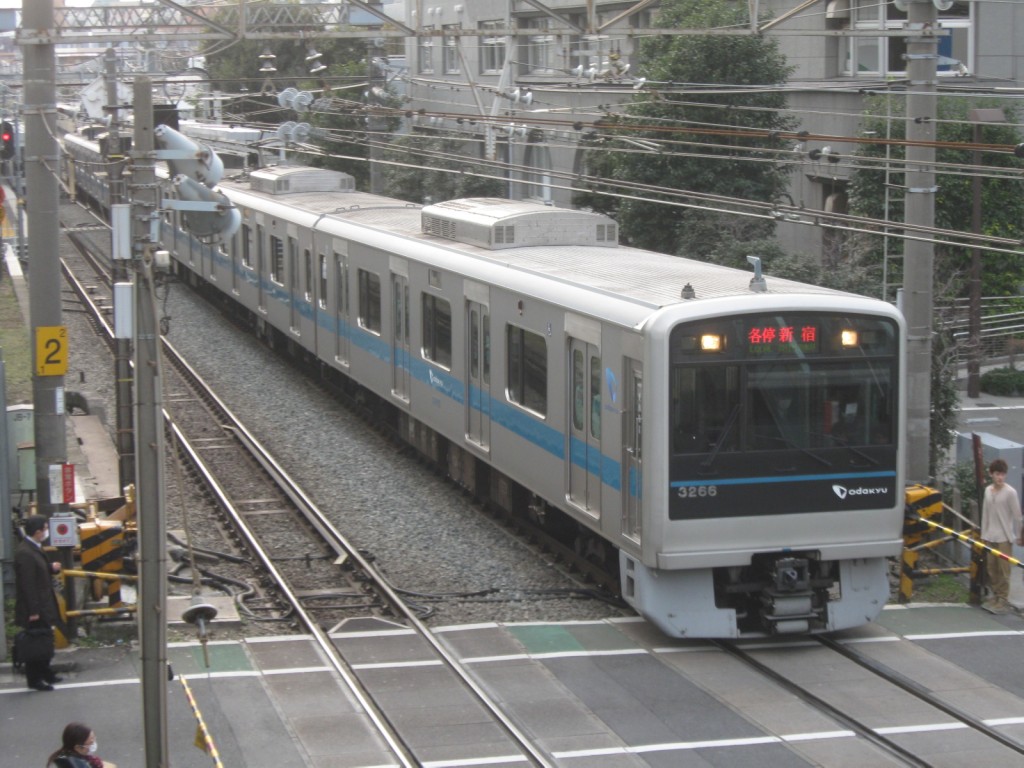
[0,121,14,160]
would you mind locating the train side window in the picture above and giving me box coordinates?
[256,224,265,275]
[269,235,284,284]
[288,236,298,290]
[357,268,381,333]
[213,242,225,281]
[590,353,601,440]
[483,314,490,385]
[303,248,313,302]
[422,293,452,368]
[507,324,547,416]
[335,252,348,315]
[241,224,252,268]
[318,254,328,309]
[572,349,584,431]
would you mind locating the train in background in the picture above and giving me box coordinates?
[61,129,906,638]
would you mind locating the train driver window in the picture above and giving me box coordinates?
[671,366,739,454]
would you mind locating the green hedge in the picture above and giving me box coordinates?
[981,366,1024,396]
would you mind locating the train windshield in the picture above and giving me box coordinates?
[663,313,897,524]
[671,361,893,454]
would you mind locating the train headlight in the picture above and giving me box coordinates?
[840,329,859,348]
[700,334,723,352]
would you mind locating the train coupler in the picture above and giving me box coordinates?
[758,557,822,634]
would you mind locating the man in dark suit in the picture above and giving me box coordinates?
[14,515,63,691]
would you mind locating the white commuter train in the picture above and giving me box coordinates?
[64,132,906,638]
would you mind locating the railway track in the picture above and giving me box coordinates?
[59,200,561,766]
[715,635,1024,767]
[51,194,1024,768]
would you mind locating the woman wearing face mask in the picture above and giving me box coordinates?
[46,723,115,768]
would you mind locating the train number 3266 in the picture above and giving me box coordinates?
[677,485,718,499]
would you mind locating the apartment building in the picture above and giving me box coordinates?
[400,0,1023,258]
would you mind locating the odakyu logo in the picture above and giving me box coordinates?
[428,369,451,395]
[833,484,889,500]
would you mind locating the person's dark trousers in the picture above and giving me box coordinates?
[25,657,53,688]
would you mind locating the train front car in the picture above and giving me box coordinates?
[627,297,905,638]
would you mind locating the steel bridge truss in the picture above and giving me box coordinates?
[19,0,920,47]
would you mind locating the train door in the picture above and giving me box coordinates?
[334,242,349,364]
[623,358,643,542]
[392,271,410,402]
[466,296,490,449]
[568,337,602,516]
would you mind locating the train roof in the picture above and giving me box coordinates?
[218,170,874,320]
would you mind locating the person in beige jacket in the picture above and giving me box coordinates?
[981,458,1022,614]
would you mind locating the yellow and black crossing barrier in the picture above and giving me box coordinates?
[900,485,954,603]
[79,518,129,607]
[60,568,137,619]
[912,515,1024,569]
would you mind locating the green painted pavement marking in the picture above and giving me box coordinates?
[509,625,587,654]
[168,643,252,675]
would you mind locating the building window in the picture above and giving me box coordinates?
[358,268,381,333]
[507,324,547,416]
[422,293,452,368]
[480,21,506,74]
[522,18,556,75]
[443,24,461,75]
[418,26,435,74]
[522,132,552,203]
[840,1,971,77]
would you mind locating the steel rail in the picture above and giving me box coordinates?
[161,404,423,768]
[61,189,556,768]
[818,636,1024,757]
[161,337,557,768]
[714,640,930,768]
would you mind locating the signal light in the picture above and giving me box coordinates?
[0,121,14,160]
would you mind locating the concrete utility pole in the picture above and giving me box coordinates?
[902,0,939,485]
[23,0,67,517]
[131,79,170,768]
[104,47,136,490]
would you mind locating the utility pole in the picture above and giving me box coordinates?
[132,79,170,768]
[903,0,939,484]
[367,38,385,195]
[104,47,136,489]
[22,0,67,518]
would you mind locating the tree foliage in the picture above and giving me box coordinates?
[573,0,797,262]
[201,4,379,186]
[378,134,505,203]
[849,95,1024,298]
[849,96,1024,478]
